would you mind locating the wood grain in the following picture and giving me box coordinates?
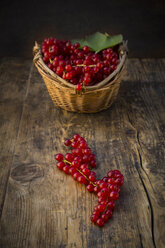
[0,59,165,248]
[0,58,31,218]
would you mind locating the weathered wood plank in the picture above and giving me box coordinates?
[0,59,164,248]
[123,59,165,248]
[0,58,32,218]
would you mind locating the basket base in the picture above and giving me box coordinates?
[52,100,116,113]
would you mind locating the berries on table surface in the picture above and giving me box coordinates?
[96,218,105,227]
[55,153,63,161]
[101,213,109,222]
[55,133,124,227]
[87,184,94,192]
[56,161,65,170]
[63,165,70,174]
[41,37,120,91]
[91,214,99,223]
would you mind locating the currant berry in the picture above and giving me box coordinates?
[65,153,74,162]
[82,155,90,163]
[99,182,108,189]
[115,177,124,186]
[55,153,63,161]
[86,184,94,192]
[69,167,77,176]
[76,84,82,91]
[97,204,106,212]
[83,46,90,53]
[92,210,100,217]
[100,187,109,196]
[102,177,109,183]
[98,196,107,203]
[95,180,102,186]
[100,200,107,207]
[65,64,72,72]
[79,141,87,149]
[110,65,116,72]
[74,156,83,164]
[78,175,87,184]
[105,209,113,218]
[71,160,80,168]
[107,178,115,185]
[109,191,119,200]
[74,148,82,156]
[107,201,115,210]
[97,190,107,198]
[89,172,96,182]
[80,163,88,170]
[56,65,64,76]
[91,214,99,223]
[93,186,99,194]
[56,161,65,170]
[84,148,91,156]
[73,134,80,141]
[108,184,120,192]
[73,172,81,181]
[71,141,79,148]
[96,62,103,69]
[101,214,109,222]
[96,218,105,227]
[74,42,80,48]
[64,139,72,146]
[82,168,90,176]
[63,165,70,174]
[90,160,96,168]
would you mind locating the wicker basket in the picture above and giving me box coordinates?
[33,41,128,113]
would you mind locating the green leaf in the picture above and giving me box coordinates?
[71,32,123,53]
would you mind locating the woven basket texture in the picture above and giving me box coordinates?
[33,42,127,113]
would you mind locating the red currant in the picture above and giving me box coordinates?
[64,139,72,146]
[69,167,77,176]
[109,191,119,200]
[82,168,90,176]
[73,134,80,140]
[55,153,63,161]
[56,161,65,170]
[89,171,96,182]
[96,218,105,227]
[65,153,74,162]
[105,209,113,218]
[107,201,115,210]
[91,214,99,223]
[76,84,82,91]
[83,46,90,53]
[63,165,70,174]
[86,184,94,192]
[101,214,109,222]
[65,64,72,72]
[97,204,106,212]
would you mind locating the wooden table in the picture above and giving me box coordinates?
[0,58,165,248]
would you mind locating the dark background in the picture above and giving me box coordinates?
[0,0,165,58]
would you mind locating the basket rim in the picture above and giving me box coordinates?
[33,41,128,91]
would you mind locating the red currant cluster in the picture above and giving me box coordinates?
[55,134,124,227]
[42,38,119,91]
[90,170,124,227]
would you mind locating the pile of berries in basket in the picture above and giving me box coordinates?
[41,33,122,91]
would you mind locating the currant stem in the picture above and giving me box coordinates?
[49,58,53,64]
[63,159,71,165]
[73,64,96,68]
[63,159,97,187]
